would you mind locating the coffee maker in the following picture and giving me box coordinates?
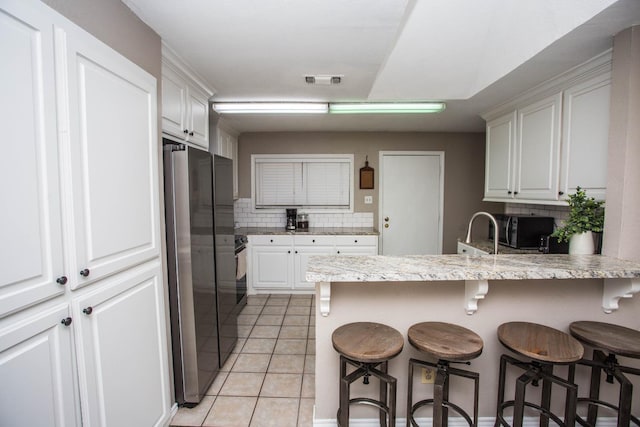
[286,208,297,230]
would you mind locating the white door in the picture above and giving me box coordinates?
[0,2,66,317]
[380,152,444,255]
[0,304,79,427]
[58,24,161,290]
[73,261,170,427]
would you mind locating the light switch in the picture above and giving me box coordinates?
[364,196,373,204]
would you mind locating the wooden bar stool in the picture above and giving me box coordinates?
[406,322,483,427]
[569,321,640,427]
[496,322,584,427]
[332,322,404,427]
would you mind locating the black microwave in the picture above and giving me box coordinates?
[488,214,555,249]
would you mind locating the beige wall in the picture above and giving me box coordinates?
[603,26,640,262]
[239,132,503,253]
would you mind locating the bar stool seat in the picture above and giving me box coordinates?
[569,321,640,427]
[496,322,584,427]
[407,322,483,427]
[332,322,404,427]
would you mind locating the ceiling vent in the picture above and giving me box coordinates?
[305,75,342,85]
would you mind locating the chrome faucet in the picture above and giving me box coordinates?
[465,211,499,255]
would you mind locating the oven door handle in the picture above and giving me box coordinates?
[236,247,247,280]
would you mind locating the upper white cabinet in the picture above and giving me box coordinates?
[483,52,611,204]
[560,73,611,201]
[0,1,66,318]
[61,20,162,291]
[515,93,562,201]
[161,44,213,149]
[213,124,239,199]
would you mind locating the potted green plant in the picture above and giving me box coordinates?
[551,187,604,254]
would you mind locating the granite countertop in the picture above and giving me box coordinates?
[235,227,379,236]
[306,254,640,283]
[461,239,541,255]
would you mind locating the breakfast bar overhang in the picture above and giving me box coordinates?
[306,254,640,317]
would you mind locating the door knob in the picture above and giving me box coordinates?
[384,217,389,222]
[384,224,389,228]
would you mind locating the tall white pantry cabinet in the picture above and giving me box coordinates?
[0,1,172,426]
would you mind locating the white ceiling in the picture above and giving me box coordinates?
[124,0,640,133]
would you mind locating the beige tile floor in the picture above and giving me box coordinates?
[170,294,315,427]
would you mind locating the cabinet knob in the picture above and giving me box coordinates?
[287,250,291,254]
[83,306,93,315]
[56,276,68,285]
[189,131,194,136]
[80,268,90,277]
[183,129,189,134]
[61,317,72,326]
[354,239,358,243]
[513,191,519,195]
[337,250,341,254]
[312,239,315,243]
[295,250,298,254]
[507,191,512,195]
[558,191,564,196]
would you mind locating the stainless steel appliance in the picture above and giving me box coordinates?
[163,140,238,406]
[234,235,248,311]
[286,208,297,230]
[488,214,555,249]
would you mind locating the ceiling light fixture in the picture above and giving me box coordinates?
[304,75,342,85]
[213,102,328,114]
[329,102,446,114]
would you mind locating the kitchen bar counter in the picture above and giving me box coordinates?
[235,226,378,236]
[306,254,640,315]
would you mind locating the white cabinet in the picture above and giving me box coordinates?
[251,236,293,289]
[213,125,239,199]
[483,59,611,204]
[515,93,562,200]
[161,46,213,149]
[72,262,170,427]
[248,234,379,293]
[0,304,79,427]
[0,1,65,318]
[61,19,162,291]
[0,1,171,425]
[485,112,517,199]
[560,74,611,200]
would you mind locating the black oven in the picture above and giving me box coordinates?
[489,214,555,249]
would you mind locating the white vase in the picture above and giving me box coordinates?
[569,231,595,254]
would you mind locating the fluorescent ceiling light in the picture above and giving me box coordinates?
[213,102,328,114]
[329,102,446,114]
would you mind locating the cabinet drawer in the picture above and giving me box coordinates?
[334,235,378,246]
[293,235,335,246]
[249,235,292,246]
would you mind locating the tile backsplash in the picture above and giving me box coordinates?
[504,203,570,229]
[234,198,374,228]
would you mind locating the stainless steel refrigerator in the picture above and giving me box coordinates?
[163,140,238,406]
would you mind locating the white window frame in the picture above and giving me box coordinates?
[251,154,354,213]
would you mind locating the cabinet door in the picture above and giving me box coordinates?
[58,26,161,290]
[252,246,292,289]
[73,261,170,427]
[484,112,516,200]
[515,93,562,200]
[0,303,78,427]
[186,85,209,149]
[0,1,66,318]
[161,63,187,140]
[294,246,334,289]
[560,74,610,200]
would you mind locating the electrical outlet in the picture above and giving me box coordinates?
[421,367,435,384]
[364,195,373,204]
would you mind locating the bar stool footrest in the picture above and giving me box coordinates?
[410,398,475,427]
[497,400,565,427]
[574,398,640,427]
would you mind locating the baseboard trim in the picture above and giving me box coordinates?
[313,415,619,427]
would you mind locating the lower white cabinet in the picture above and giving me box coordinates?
[0,304,79,427]
[73,261,170,427]
[249,234,378,292]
